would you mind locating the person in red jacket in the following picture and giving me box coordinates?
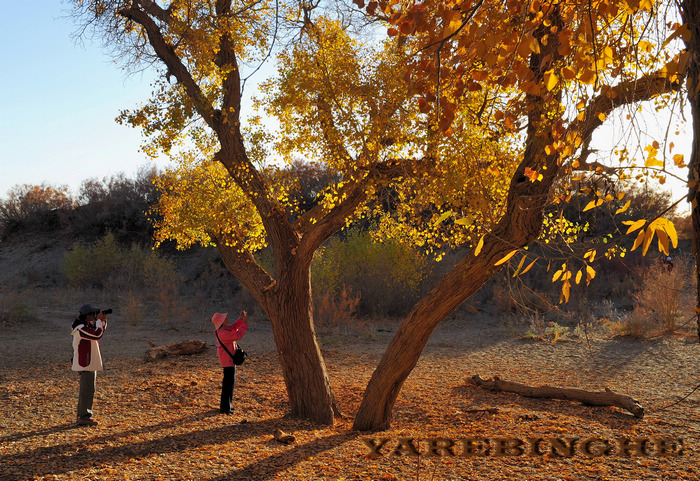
[212,311,248,414]
[71,304,108,426]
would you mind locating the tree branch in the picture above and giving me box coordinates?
[119,3,222,130]
[571,73,683,148]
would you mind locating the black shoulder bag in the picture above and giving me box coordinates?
[215,331,248,365]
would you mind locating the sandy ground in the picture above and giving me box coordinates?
[2,307,700,479]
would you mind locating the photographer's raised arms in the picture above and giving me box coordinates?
[71,304,109,427]
[213,311,249,415]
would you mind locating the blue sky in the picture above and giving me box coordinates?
[0,2,163,198]
[0,2,693,214]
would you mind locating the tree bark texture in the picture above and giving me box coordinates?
[680,0,700,340]
[469,375,645,418]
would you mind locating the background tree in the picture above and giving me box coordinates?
[0,183,74,237]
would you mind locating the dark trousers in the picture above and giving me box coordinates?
[220,366,236,413]
[77,371,96,420]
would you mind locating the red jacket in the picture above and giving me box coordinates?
[215,318,247,367]
[71,319,106,371]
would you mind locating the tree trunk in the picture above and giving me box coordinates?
[354,8,564,431]
[354,160,554,430]
[218,244,337,425]
[352,252,502,430]
[267,280,337,425]
[680,0,700,341]
[469,375,644,418]
[352,205,545,431]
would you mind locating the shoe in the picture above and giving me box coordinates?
[77,418,98,426]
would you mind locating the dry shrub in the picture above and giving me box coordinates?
[314,285,361,333]
[312,230,431,317]
[618,254,695,338]
[0,289,38,324]
[120,294,146,327]
[607,310,657,339]
[63,233,192,326]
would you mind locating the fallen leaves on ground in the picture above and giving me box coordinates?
[1,321,700,480]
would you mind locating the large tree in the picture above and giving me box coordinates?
[351,0,686,430]
[74,0,685,430]
[73,0,459,425]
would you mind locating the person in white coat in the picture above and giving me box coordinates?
[71,304,108,426]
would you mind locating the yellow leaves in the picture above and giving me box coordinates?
[443,18,462,39]
[434,210,453,226]
[644,143,663,168]
[473,235,485,257]
[575,265,596,286]
[662,23,691,49]
[527,35,541,55]
[524,167,543,182]
[559,67,575,81]
[552,263,572,303]
[624,218,647,235]
[494,249,518,266]
[637,40,654,53]
[577,68,596,85]
[627,218,678,256]
[544,70,558,91]
[511,255,535,277]
[615,200,631,215]
[582,199,603,212]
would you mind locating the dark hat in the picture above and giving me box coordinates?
[79,304,101,316]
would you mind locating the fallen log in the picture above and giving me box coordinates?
[469,375,644,418]
[144,340,207,362]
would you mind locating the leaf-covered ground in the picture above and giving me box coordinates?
[2,315,700,480]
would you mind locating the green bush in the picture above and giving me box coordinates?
[63,233,189,325]
[312,229,431,317]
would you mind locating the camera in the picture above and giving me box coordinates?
[101,309,113,315]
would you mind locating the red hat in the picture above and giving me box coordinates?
[211,312,228,329]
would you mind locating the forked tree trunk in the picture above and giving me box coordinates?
[218,243,337,425]
[680,0,700,341]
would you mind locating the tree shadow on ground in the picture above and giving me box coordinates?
[213,431,359,480]
[0,412,357,480]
